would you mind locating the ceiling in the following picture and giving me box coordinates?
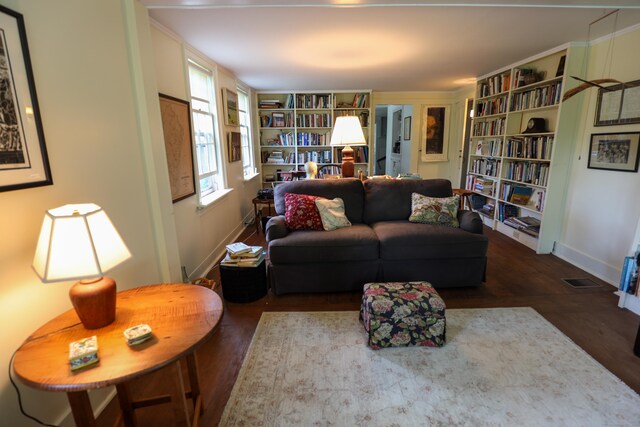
[142,1,640,92]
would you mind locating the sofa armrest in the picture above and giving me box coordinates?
[266,215,288,242]
[458,210,483,234]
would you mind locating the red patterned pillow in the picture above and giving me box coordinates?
[284,193,324,230]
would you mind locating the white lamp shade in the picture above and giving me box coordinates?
[330,116,366,146]
[33,204,131,282]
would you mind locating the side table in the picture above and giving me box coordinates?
[12,284,223,427]
[252,197,274,234]
[220,260,268,302]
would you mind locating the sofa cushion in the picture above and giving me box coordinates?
[371,220,488,260]
[268,224,378,264]
[275,179,364,224]
[363,179,453,224]
[284,193,324,230]
[315,198,352,231]
[409,193,460,227]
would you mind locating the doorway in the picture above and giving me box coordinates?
[374,105,413,177]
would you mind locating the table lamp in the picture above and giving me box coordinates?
[330,116,366,178]
[32,203,131,329]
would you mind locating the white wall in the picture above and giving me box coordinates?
[372,88,474,182]
[400,105,413,174]
[556,25,640,284]
[0,1,178,425]
[150,23,262,279]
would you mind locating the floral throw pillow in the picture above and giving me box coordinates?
[408,193,460,227]
[284,192,324,230]
[314,198,352,231]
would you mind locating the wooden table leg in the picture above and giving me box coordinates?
[67,391,97,427]
[167,360,190,427]
[186,353,203,415]
[116,382,136,427]
[253,201,260,234]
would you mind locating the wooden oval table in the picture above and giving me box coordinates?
[13,284,224,427]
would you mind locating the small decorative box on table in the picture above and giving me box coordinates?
[360,281,446,350]
[220,259,268,303]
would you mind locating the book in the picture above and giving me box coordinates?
[69,336,99,371]
[620,256,634,293]
[226,242,251,256]
[230,245,263,259]
[221,251,265,267]
[509,186,534,205]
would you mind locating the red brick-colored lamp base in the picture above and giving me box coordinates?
[69,277,117,329]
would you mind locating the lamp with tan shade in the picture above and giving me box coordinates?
[330,116,366,178]
[32,204,131,329]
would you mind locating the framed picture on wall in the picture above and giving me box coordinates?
[223,88,239,126]
[228,131,242,162]
[158,93,196,203]
[0,5,52,193]
[587,132,640,172]
[594,79,640,126]
[403,116,411,140]
[421,105,449,162]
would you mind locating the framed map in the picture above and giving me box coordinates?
[159,94,195,203]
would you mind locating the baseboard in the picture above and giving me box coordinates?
[186,211,256,280]
[554,242,619,288]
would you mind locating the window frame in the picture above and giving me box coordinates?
[185,54,228,207]
[237,85,257,180]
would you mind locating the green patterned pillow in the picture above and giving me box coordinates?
[408,193,460,227]
[314,198,352,231]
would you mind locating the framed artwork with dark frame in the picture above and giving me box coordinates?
[0,5,52,193]
[588,132,640,172]
[594,79,640,126]
[158,93,196,203]
[223,88,239,126]
[403,116,411,140]
[228,131,241,162]
[421,105,449,162]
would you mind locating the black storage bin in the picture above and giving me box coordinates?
[220,260,268,303]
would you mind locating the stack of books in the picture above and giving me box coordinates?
[259,99,283,109]
[69,336,99,371]
[222,243,266,268]
[266,151,285,164]
[503,216,541,237]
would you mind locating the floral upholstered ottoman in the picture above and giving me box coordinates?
[360,282,446,349]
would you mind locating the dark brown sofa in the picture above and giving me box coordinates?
[265,178,488,295]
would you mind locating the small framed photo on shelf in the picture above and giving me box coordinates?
[588,132,640,172]
[222,88,239,126]
[403,116,411,140]
[228,131,242,162]
[594,79,640,126]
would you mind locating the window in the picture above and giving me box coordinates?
[237,86,256,178]
[187,59,225,204]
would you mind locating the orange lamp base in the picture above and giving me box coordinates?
[69,277,117,329]
[340,145,355,178]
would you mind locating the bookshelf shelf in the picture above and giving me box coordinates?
[465,45,585,253]
[257,91,372,186]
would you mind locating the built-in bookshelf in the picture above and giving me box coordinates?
[465,45,585,253]
[257,91,372,187]
[618,217,640,316]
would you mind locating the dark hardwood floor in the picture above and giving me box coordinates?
[99,225,640,426]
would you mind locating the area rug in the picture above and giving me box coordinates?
[219,308,640,426]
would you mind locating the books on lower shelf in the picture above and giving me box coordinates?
[503,215,541,237]
[222,244,266,268]
[620,253,640,296]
